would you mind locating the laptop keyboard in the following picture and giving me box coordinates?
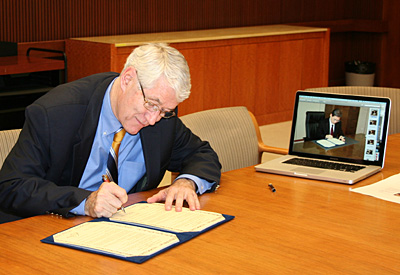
[283,158,366,173]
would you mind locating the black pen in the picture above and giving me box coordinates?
[102,174,126,213]
[268,183,276,193]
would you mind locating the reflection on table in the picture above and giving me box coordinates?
[293,134,366,159]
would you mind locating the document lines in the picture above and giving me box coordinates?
[42,202,234,263]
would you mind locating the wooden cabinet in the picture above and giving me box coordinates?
[67,25,329,124]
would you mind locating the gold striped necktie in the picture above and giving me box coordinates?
[106,128,126,183]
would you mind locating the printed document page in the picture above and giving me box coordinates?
[350,173,400,204]
[327,138,345,145]
[317,138,345,148]
[316,139,335,148]
[53,221,179,257]
[111,203,226,232]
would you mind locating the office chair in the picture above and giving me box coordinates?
[305,111,325,140]
[305,86,400,135]
[0,129,22,223]
[0,129,21,168]
[179,106,287,173]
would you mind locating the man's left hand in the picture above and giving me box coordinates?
[147,178,200,211]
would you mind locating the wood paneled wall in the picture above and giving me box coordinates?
[1,0,399,87]
[0,0,383,42]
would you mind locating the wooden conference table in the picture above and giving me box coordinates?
[1,134,400,274]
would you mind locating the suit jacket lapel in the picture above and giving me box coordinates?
[70,75,117,186]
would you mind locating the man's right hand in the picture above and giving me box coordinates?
[84,182,128,218]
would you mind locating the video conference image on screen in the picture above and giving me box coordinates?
[292,95,388,162]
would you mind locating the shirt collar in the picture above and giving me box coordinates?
[101,78,122,136]
[329,119,335,129]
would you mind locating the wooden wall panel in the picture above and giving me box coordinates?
[202,46,232,110]
[278,40,303,112]
[253,43,281,118]
[381,0,400,88]
[230,43,259,113]
[65,40,113,81]
[301,35,330,90]
[0,0,385,43]
[176,48,206,114]
[65,27,329,124]
[1,0,398,87]
[176,45,231,115]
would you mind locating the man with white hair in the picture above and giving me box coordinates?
[0,43,221,223]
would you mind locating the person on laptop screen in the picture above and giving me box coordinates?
[317,109,346,142]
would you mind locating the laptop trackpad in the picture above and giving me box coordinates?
[291,167,324,175]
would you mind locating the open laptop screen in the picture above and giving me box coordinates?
[289,91,391,166]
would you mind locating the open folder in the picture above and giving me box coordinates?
[41,202,234,263]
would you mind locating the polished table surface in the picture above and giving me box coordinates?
[293,134,366,159]
[1,134,400,274]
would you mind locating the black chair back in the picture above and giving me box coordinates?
[305,111,325,140]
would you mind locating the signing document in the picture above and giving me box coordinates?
[111,202,226,232]
[42,202,234,263]
[316,138,345,148]
[53,221,179,257]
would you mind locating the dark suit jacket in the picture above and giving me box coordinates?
[316,117,344,140]
[0,73,221,219]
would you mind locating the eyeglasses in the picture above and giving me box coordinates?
[137,74,176,118]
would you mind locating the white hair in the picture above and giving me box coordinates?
[122,43,191,102]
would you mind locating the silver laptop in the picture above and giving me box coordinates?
[255,90,391,184]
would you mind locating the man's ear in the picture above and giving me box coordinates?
[120,66,136,90]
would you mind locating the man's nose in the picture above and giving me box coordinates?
[146,110,161,125]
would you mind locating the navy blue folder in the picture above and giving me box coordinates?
[41,202,234,264]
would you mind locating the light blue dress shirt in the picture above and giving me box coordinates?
[71,79,213,215]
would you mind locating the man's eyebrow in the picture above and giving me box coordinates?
[147,97,175,111]
[147,96,162,105]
